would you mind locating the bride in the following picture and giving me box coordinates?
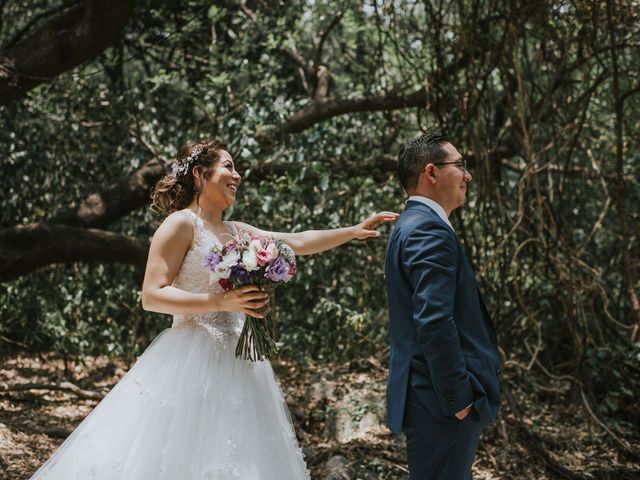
[30,140,398,479]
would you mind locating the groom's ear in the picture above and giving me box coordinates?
[424,164,437,184]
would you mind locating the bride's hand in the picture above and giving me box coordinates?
[352,211,399,240]
[214,285,269,318]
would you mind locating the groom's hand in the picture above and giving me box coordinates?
[454,404,473,420]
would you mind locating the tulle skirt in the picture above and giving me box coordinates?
[30,326,310,479]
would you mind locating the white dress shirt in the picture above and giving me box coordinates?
[407,195,454,232]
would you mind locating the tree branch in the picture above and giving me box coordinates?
[51,156,169,229]
[280,45,314,80]
[0,223,148,281]
[313,8,346,69]
[3,1,83,50]
[50,87,429,232]
[238,0,257,23]
[314,64,330,102]
[280,6,346,99]
[0,0,135,105]
[606,0,640,341]
[283,88,430,134]
[1,381,105,400]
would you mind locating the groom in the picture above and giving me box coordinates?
[384,134,501,479]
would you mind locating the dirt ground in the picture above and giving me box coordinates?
[1,353,638,479]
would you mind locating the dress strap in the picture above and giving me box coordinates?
[178,210,237,245]
[226,221,239,237]
[178,209,207,244]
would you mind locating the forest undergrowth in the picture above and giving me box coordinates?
[1,353,638,480]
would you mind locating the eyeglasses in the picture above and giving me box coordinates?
[432,159,468,172]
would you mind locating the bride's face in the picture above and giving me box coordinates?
[197,150,241,209]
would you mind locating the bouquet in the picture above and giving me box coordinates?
[203,231,297,361]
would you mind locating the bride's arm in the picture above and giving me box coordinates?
[141,213,268,316]
[233,211,399,256]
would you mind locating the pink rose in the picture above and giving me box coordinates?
[256,249,272,266]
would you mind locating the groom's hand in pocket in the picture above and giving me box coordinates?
[454,404,473,420]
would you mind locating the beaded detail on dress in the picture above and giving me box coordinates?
[171,209,244,349]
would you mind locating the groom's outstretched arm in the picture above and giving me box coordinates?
[404,221,473,417]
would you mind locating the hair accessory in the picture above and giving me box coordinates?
[171,143,208,177]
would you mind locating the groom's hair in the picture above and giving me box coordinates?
[397,133,448,192]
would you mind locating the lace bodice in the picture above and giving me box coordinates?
[171,209,245,349]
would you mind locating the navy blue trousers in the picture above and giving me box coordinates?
[402,386,484,480]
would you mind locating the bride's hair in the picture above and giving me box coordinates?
[151,140,228,214]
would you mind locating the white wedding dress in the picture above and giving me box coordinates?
[31,210,310,480]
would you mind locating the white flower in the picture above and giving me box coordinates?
[266,242,278,259]
[223,250,240,264]
[214,262,231,279]
[242,250,259,271]
[249,239,263,252]
[170,144,207,177]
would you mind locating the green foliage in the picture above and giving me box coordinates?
[0,263,155,360]
[585,343,640,426]
[0,1,639,426]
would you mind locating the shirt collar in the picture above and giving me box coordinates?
[407,195,454,231]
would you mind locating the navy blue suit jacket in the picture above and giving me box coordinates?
[384,200,501,434]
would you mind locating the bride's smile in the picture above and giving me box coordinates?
[195,149,242,210]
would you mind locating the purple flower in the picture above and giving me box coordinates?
[230,264,250,284]
[203,252,223,270]
[265,256,290,282]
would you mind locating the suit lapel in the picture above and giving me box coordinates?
[458,234,498,341]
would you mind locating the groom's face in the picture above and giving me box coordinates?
[437,142,472,210]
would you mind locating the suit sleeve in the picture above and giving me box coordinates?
[404,222,474,416]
